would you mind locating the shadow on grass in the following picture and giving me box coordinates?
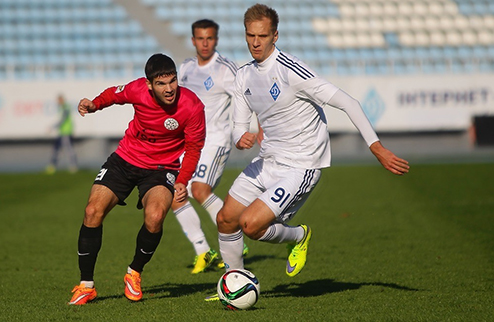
[94,256,278,303]
[94,279,419,303]
[244,254,277,266]
[262,279,420,298]
[145,282,216,298]
[94,282,216,303]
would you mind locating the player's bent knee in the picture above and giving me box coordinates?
[216,209,228,227]
[144,209,166,227]
[84,204,105,226]
[240,221,264,240]
[84,203,104,217]
[144,215,165,233]
[217,209,241,233]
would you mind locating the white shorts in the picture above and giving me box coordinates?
[189,144,231,190]
[229,157,321,223]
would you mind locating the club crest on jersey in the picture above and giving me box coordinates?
[204,76,214,91]
[164,118,179,130]
[166,172,176,186]
[270,82,280,101]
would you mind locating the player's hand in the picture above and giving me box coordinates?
[173,183,188,203]
[370,141,409,175]
[236,132,257,150]
[78,98,97,117]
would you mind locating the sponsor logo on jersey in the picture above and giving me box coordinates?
[164,118,179,130]
[244,88,252,96]
[181,75,188,83]
[270,82,280,101]
[204,76,214,91]
[115,85,125,93]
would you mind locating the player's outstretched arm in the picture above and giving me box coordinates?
[236,132,257,150]
[77,98,97,117]
[370,141,410,175]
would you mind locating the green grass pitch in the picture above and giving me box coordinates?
[0,163,493,321]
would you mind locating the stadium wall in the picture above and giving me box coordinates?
[1,74,493,139]
[1,74,493,172]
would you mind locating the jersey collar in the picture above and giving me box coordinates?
[197,51,219,69]
[255,47,279,73]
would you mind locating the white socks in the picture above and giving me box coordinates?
[174,194,225,256]
[258,223,304,244]
[202,194,223,225]
[218,230,244,271]
[218,224,304,271]
[80,280,94,288]
[174,201,210,255]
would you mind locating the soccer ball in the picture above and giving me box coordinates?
[217,269,260,310]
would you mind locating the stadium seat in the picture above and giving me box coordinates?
[0,0,166,79]
[2,0,494,79]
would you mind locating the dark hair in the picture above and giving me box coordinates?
[145,53,177,81]
[191,19,219,37]
[244,3,279,33]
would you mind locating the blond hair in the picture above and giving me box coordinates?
[244,3,279,33]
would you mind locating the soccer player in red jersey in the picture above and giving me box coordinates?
[68,53,206,305]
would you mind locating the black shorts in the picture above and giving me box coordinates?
[94,152,178,209]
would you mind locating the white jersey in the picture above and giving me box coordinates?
[179,51,237,147]
[232,48,379,169]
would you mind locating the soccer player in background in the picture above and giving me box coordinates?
[68,54,206,305]
[207,3,409,300]
[172,19,249,274]
[45,94,78,174]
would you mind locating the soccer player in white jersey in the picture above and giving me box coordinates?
[172,19,248,274]
[206,4,409,299]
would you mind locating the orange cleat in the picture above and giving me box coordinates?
[124,269,142,301]
[68,284,97,305]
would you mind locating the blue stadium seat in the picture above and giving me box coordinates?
[0,0,168,80]
[472,46,488,59]
[478,59,494,72]
[2,0,493,79]
[154,6,173,20]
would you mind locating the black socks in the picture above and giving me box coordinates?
[78,224,103,281]
[129,224,163,273]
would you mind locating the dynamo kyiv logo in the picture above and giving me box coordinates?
[362,88,385,126]
[204,76,214,91]
[270,82,280,101]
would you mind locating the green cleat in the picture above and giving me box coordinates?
[242,243,250,257]
[205,293,219,302]
[191,249,219,274]
[286,225,312,277]
[217,260,225,269]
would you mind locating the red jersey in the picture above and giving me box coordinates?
[92,77,205,185]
